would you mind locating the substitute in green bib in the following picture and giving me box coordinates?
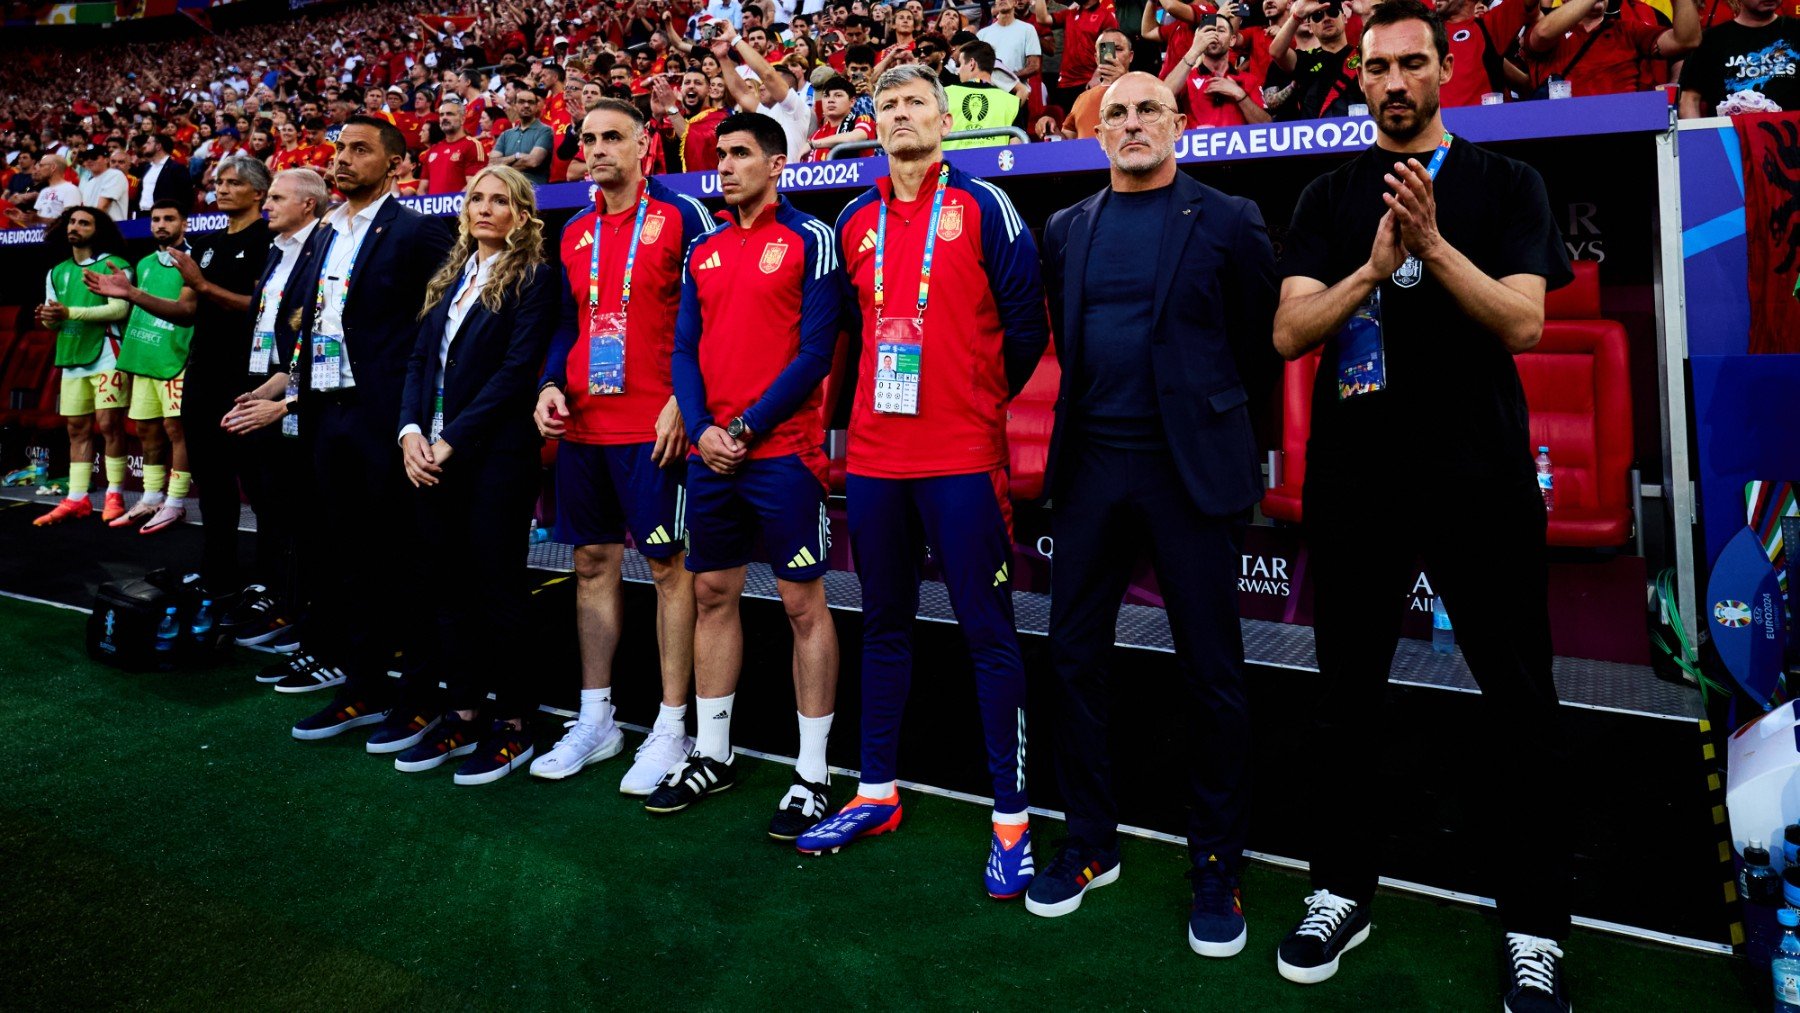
[86,199,200,535]
[943,42,1029,150]
[33,206,133,528]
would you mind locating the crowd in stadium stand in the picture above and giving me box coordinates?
[0,0,1794,216]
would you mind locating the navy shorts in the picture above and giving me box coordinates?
[685,454,830,581]
[553,441,688,559]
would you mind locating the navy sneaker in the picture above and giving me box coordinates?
[394,715,480,773]
[364,710,441,754]
[1024,840,1120,917]
[1276,890,1372,984]
[452,721,536,786]
[1187,857,1247,957]
[291,695,390,741]
[1502,933,1570,1013]
[644,751,737,813]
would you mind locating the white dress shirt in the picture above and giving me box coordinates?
[398,249,495,443]
[314,191,393,388]
[254,219,317,337]
[139,155,168,213]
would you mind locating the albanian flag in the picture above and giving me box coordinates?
[1738,112,1800,355]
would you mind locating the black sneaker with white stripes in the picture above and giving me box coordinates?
[1276,890,1371,984]
[223,585,276,638]
[767,777,831,842]
[272,654,348,695]
[1502,933,1570,1013]
[259,651,320,685]
[643,751,736,814]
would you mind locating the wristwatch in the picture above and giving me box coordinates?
[726,416,748,439]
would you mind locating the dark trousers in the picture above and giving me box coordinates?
[308,395,418,699]
[184,381,300,604]
[413,444,539,719]
[1048,436,1250,867]
[1304,473,1570,940]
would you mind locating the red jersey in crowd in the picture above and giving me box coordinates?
[272,142,334,173]
[678,107,729,173]
[541,177,713,445]
[1158,16,1197,77]
[806,113,874,161]
[1439,3,1533,106]
[1182,63,1267,127]
[423,136,483,194]
[1052,1,1120,88]
[671,198,843,483]
[1527,13,1664,97]
[834,161,1049,479]
[462,95,487,138]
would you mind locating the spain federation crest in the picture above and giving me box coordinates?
[640,213,666,246]
[1391,254,1423,288]
[759,240,788,274]
[937,203,964,242]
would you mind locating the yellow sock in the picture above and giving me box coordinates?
[68,461,92,498]
[142,464,167,495]
[168,469,191,502]
[103,455,127,491]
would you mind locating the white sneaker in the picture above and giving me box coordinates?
[620,723,694,796]
[529,718,623,780]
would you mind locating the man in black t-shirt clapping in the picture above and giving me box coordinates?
[1271,3,1575,1011]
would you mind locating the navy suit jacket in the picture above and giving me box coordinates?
[1040,171,1279,518]
[291,195,455,427]
[400,260,558,457]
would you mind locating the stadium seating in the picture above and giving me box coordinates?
[1005,345,1060,503]
[1260,348,1318,525]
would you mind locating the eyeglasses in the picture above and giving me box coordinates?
[1099,100,1175,128]
[1306,3,1342,20]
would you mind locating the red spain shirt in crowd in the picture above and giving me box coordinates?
[1051,0,1121,90]
[423,135,483,194]
[544,177,713,445]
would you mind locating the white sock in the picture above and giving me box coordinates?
[164,496,184,510]
[141,491,166,506]
[992,808,1029,826]
[579,687,612,727]
[796,711,833,785]
[856,780,897,800]
[695,693,734,761]
[656,702,688,733]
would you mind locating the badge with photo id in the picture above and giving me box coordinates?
[587,311,626,396]
[1335,291,1386,400]
[872,318,923,416]
[312,335,344,391]
[429,387,445,444]
[249,329,275,375]
[281,379,299,438]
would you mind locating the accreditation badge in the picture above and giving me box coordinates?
[872,317,923,416]
[312,335,345,391]
[429,387,445,444]
[249,329,275,375]
[281,379,299,438]
[1336,290,1386,400]
[587,310,627,396]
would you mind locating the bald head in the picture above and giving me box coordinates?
[1096,72,1186,184]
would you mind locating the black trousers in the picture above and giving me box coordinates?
[412,443,539,719]
[308,394,419,699]
[1048,436,1251,868]
[1303,472,1570,940]
[184,380,300,604]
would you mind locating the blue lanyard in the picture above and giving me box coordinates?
[1423,133,1453,180]
[873,161,950,323]
[591,188,651,314]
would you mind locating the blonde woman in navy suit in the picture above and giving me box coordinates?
[391,165,558,785]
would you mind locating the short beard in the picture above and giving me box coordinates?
[1377,92,1439,143]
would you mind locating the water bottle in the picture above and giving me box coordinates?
[190,599,215,644]
[1773,907,1800,1012]
[1746,840,1784,968]
[1784,824,1800,868]
[154,607,181,670]
[1535,447,1554,512]
[528,520,550,544]
[1431,598,1455,655]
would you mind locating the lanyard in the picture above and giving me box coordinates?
[873,161,950,323]
[310,213,374,334]
[591,188,651,315]
[1422,132,1453,181]
[254,243,290,327]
